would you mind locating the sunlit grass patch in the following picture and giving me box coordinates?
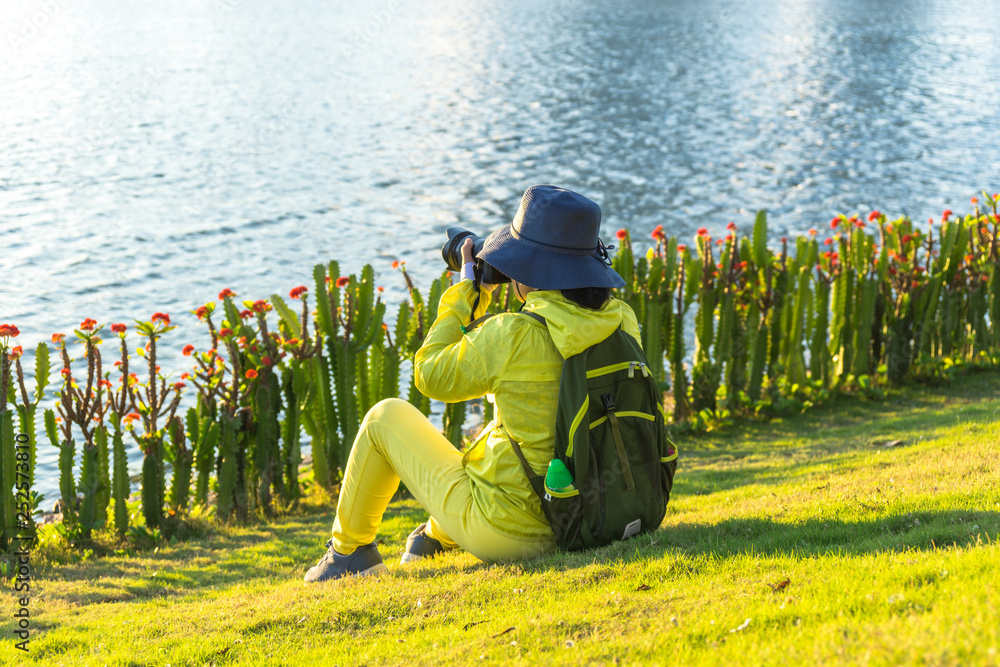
[2,372,999,666]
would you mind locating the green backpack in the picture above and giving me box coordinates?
[508,312,679,550]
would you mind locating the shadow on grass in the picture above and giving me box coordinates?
[663,510,999,558]
[522,509,999,575]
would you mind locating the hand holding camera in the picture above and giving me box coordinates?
[441,227,510,288]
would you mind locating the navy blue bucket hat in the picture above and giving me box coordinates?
[478,185,626,290]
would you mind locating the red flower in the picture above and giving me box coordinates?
[252,299,271,313]
[616,229,628,240]
[151,312,170,325]
[261,356,273,366]
[182,344,195,356]
[80,318,97,331]
[830,217,840,229]
[823,238,833,246]
[971,197,978,204]
[110,323,127,334]
[219,328,233,337]
[780,237,788,244]
[245,369,258,380]
[868,211,880,222]
[124,412,141,424]
[696,227,709,237]
[737,261,748,270]
[289,285,309,299]
[377,286,385,293]
[676,244,687,253]
[219,288,237,300]
[335,276,350,288]
[173,382,185,391]
[942,209,953,221]
[9,345,23,359]
[195,305,212,320]
[0,324,19,338]
[236,309,250,320]
[715,239,723,246]
[284,338,299,346]
[886,224,894,233]
[808,229,818,236]
[726,222,737,231]
[901,234,912,244]
[61,368,72,377]
[888,266,897,275]
[830,252,839,261]
[181,372,190,380]
[51,332,65,344]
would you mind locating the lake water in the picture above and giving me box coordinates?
[2,0,999,501]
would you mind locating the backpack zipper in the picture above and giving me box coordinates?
[627,361,650,378]
[587,360,650,379]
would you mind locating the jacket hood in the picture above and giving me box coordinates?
[522,290,638,359]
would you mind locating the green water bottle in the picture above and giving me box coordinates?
[545,459,574,492]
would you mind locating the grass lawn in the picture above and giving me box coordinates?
[3,371,999,666]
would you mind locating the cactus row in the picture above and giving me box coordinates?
[2,193,999,549]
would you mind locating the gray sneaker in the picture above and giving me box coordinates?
[304,540,389,583]
[400,523,445,564]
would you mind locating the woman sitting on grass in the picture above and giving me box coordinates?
[304,184,639,582]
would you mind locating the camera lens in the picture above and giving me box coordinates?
[441,227,511,284]
[442,228,477,271]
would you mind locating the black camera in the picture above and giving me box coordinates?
[441,227,510,285]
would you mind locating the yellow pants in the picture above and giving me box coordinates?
[332,398,555,562]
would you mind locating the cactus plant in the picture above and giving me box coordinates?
[167,416,193,512]
[313,262,386,480]
[691,229,719,411]
[216,411,238,521]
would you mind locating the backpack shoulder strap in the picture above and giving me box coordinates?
[520,311,546,327]
[462,310,547,334]
[459,313,494,334]
[507,432,547,504]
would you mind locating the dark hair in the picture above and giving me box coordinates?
[561,287,611,310]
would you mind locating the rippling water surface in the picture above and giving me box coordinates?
[2,0,999,498]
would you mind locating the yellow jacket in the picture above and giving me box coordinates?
[414,280,642,540]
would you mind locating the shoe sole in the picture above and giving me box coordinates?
[399,552,425,565]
